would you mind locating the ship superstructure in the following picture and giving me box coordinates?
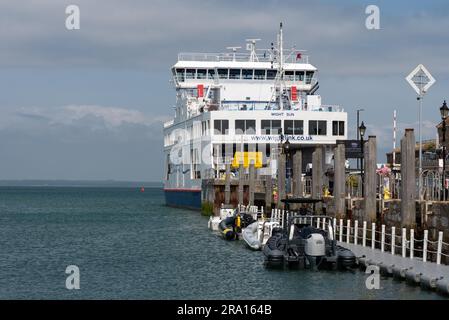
[163,24,347,209]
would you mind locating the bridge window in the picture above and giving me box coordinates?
[332,121,345,136]
[175,68,185,82]
[207,69,215,79]
[284,120,303,135]
[229,69,241,80]
[242,69,253,80]
[305,71,314,84]
[186,69,195,79]
[284,71,294,81]
[295,71,304,82]
[218,69,228,79]
[235,120,256,134]
[254,69,266,80]
[309,120,327,135]
[197,69,207,79]
[261,120,282,135]
[267,70,277,80]
[214,120,229,135]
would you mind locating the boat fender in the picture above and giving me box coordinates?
[222,228,236,240]
[420,275,442,290]
[436,279,449,295]
[405,270,421,285]
[379,263,394,276]
[392,266,409,279]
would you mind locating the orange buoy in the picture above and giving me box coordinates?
[140,186,145,192]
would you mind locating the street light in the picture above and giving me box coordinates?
[440,100,448,201]
[359,121,367,197]
[356,108,365,170]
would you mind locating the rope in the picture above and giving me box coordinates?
[427,240,439,245]
[427,249,437,254]
[414,248,423,252]
[414,239,424,243]
[441,252,449,258]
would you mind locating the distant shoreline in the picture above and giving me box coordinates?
[0,180,162,188]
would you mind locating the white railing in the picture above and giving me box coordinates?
[268,210,449,266]
[178,51,309,64]
[163,119,174,128]
[330,218,449,265]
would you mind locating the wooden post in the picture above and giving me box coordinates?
[278,153,286,208]
[292,150,303,198]
[334,143,346,218]
[224,162,231,205]
[401,129,416,228]
[265,175,272,214]
[238,163,244,205]
[312,147,323,213]
[364,136,377,222]
[249,160,255,205]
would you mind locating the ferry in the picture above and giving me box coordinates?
[163,23,347,209]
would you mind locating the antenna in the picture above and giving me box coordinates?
[245,38,261,62]
[226,46,241,61]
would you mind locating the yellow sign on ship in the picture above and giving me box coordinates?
[231,152,263,168]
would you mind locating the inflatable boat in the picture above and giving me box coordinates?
[218,212,255,241]
[263,198,356,270]
[242,220,281,250]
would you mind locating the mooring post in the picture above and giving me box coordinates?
[225,162,231,205]
[278,153,286,209]
[249,160,255,205]
[423,230,428,262]
[312,147,323,210]
[334,142,346,218]
[364,136,377,222]
[292,150,303,199]
[410,229,415,259]
[238,163,244,205]
[354,220,359,245]
[371,222,376,249]
[401,129,416,228]
[381,224,385,252]
[265,175,272,214]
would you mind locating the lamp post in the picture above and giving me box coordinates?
[359,121,367,197]
[440,100,448,201]
[356,108,364,170]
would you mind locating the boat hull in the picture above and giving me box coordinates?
[164,188,201,210]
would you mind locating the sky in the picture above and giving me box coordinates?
[0,0,449,181]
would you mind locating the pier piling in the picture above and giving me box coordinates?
[364,136,377,222]
[400,129,416,228]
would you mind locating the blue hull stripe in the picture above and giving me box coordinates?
[164,189,201,209]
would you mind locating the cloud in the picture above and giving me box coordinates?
[1,1,449,76]
[8,104,167,128]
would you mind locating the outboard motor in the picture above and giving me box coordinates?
[305,233,326,256]
[305,233,326,270]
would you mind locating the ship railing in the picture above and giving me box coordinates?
[163,119,174,128]
[178,51,309,64]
